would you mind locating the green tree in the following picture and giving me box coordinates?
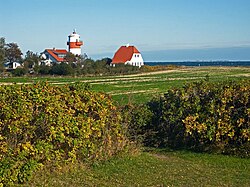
[64,52,76,64]
[94,59,109,74]
[5,43,23,64]
[12,68,27,76]
[38,65,51,75]
[0,37,5,72]
[102,57,112,65]
[23,50,40,73]
[76,54,87,67]
[50,63,74,75]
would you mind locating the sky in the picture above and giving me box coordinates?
[1,0,250,61]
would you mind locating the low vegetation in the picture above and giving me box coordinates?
[27,149,250,187]
[125,80,250,157]
[0,67,249,186]
[0,82,128,185]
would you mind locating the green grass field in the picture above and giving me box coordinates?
[1,66,250,104]
[26,149,250,187]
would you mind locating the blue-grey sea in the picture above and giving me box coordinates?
[145,61,250,66]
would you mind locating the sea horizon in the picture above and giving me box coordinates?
[145,60,250,67]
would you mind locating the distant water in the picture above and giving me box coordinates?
[145,61,250,66]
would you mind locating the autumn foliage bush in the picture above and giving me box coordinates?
[144,80,250,156]
[0,82,127,185]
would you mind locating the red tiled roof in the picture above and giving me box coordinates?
[112,46,140,64]
[45,49,67,62]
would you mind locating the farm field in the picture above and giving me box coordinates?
[1,66,250,104]
[27,149,250,187]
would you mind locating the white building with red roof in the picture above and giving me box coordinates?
[40,30,84,66]
[40,48,67,66]
[111,44,144,67]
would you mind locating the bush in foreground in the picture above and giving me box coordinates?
[147,80,250,156]
[0,82,127,185]
[126,80,250,157]
[120,104,153,144]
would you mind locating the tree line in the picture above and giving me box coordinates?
[0,37,143,76]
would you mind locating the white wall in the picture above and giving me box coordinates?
[13,62,21,69]
[126,53,144,67]
[69,48,81,56]
[68,33,80,42]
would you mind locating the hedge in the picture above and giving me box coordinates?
[144,80,250,156]
[123,80,250,156]
[0,82,127,185]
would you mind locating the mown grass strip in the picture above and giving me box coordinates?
[26,149,250,187]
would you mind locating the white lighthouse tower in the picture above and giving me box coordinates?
[67,29,83,56]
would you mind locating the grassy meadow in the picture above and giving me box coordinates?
[1,66,250,105]
[27,149,250,187]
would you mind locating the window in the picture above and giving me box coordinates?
[137,54,139,57]
[58,54,66,58]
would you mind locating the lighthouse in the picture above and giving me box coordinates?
[67,30,83,56]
